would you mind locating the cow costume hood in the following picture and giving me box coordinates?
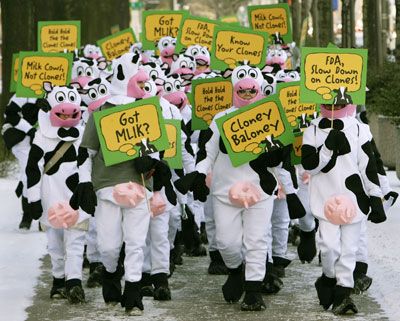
[185,45,211,76]
[71,57,107,88]
[157,36,176,66]
[39,82,84,141]
[320,104,357,120]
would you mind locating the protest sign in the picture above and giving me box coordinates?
[93,97,168,166]
[142,10,188,50]
[38,21,80,53]
[97,28,137,61]
[189,77,233,130]
[211,24,268,70]
[300,47,368,105]
[216,95,294,167]
[175,16,219,52]
[248,4,292,43]
[291,132,303,165]
[163,119,183,169]
[9,53,19,92]
[16,51,72,98]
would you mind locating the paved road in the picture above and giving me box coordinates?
[26,244,389,321]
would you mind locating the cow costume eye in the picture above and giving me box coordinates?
[68,91,77,102]
[190,62,196,70]
[162,40,169,47]
[263,85,273,96]
[144,82,152,92]
[289,72,297,79]
[77,66,84,76]
[174,80,181,90]
[201,48,207,55]
[149,70,158,80]
[180,61,188,68]
[237,69,246,79]
[248,68,258,79]
[85,67,93,77]
[88,88,98,100]
[191,48,199,56]
[164,83,173,92]
[55,91,66,103]
[98,84,107,95]
[172,40,176,46]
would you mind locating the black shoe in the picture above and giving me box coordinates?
[240,281,266,311]
[122,281,144,315]
[86,262,104,288]
[152,273,171,300]
[332,286,358,315]
[272,256,291,278]
[297,230,317,263]
[171,246,184,265]
[315,274,336,310]
[353,262,372,294]
[141,273,154,297]
[261,262,283,294]
[189,243,207,257]
[50,277,66,299]
[222,264,244,303]
[288,224,301,246]
[102,268,122,304]
[200,222,208,244]
[208,251,228,275]
[82,245,90,269]
[18,213,32,230]
[66,279,85,304]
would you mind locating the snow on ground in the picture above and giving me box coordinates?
[368,171,400,321]
[0,177,47,321]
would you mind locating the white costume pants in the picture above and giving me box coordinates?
[168,204,181,249]
[297,178,316,232]
[271,198,290,259]
[318,220,362,288]
[213,196,274,281]
[11,136,30,197]
[143,211,170,275]
[96,187,151,282]
[46,227,86,280]
[86,216,101,263]
[355,218,368,263]
[204,195,218,252]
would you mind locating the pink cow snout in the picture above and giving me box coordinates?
[50,103,81,127]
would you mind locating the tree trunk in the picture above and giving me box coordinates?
[367,0,384,70]
[342,0,355,48]
[395,0,400,60]
[0,0,130,162]
[310,0,320,46]
[363,0,369,48]
[291,0,301,45]
[317,0,333,47]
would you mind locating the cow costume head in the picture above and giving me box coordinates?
[82,44,103,60]
[141,62,168,96]
[158,74,190,109]
[79,78,111,113]
[321,87,356,119]
[109,53,150,99]
[261,73,277,97]
[275,69,300,83]
[71,57,107,88]
[223,63,264,108]
[266,45,288,69]
[157,36,176,66]
[185,45,211,76]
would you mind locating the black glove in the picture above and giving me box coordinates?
[70,182,97,215]
[256,149,282,168]
[174,171,209,202]
[133,156,158,174]
[368,196,386,224]
[286,193,306,219]
[384,191,399,207]
[153,161,177,206]
[26,200,43,220]
[324,129,350,155]
[26,127,36,144]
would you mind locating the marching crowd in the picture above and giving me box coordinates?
[2,29,398,318]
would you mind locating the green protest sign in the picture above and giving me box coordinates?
[38,21,81,53]
[300,47,368,105]
[248,4,292,44]
[175,15,220,52]
[291,131,303,165]
[97,28,137,61]
[215,95,294,167]
[277,81,318,132]
[210,24,268,70]
[16,51,73,98]
[163,119,183,169]
[9,53,19,92]
[141,10,188,50]
[189,77,233,130]
[93,97,169,166]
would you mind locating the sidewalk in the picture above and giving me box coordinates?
[26,246,389,321]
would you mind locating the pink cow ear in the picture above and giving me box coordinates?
[43,81,53,93]
[172,54,180,62]
[70,82,82,90]
[222,68,233,79]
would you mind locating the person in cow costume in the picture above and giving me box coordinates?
[301,94,386,315]
[2,94,39,229]
[72,52,171,315]
[175,63,304,311]
[25,82,90,303]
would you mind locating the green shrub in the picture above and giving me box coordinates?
[366,62,400,123]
